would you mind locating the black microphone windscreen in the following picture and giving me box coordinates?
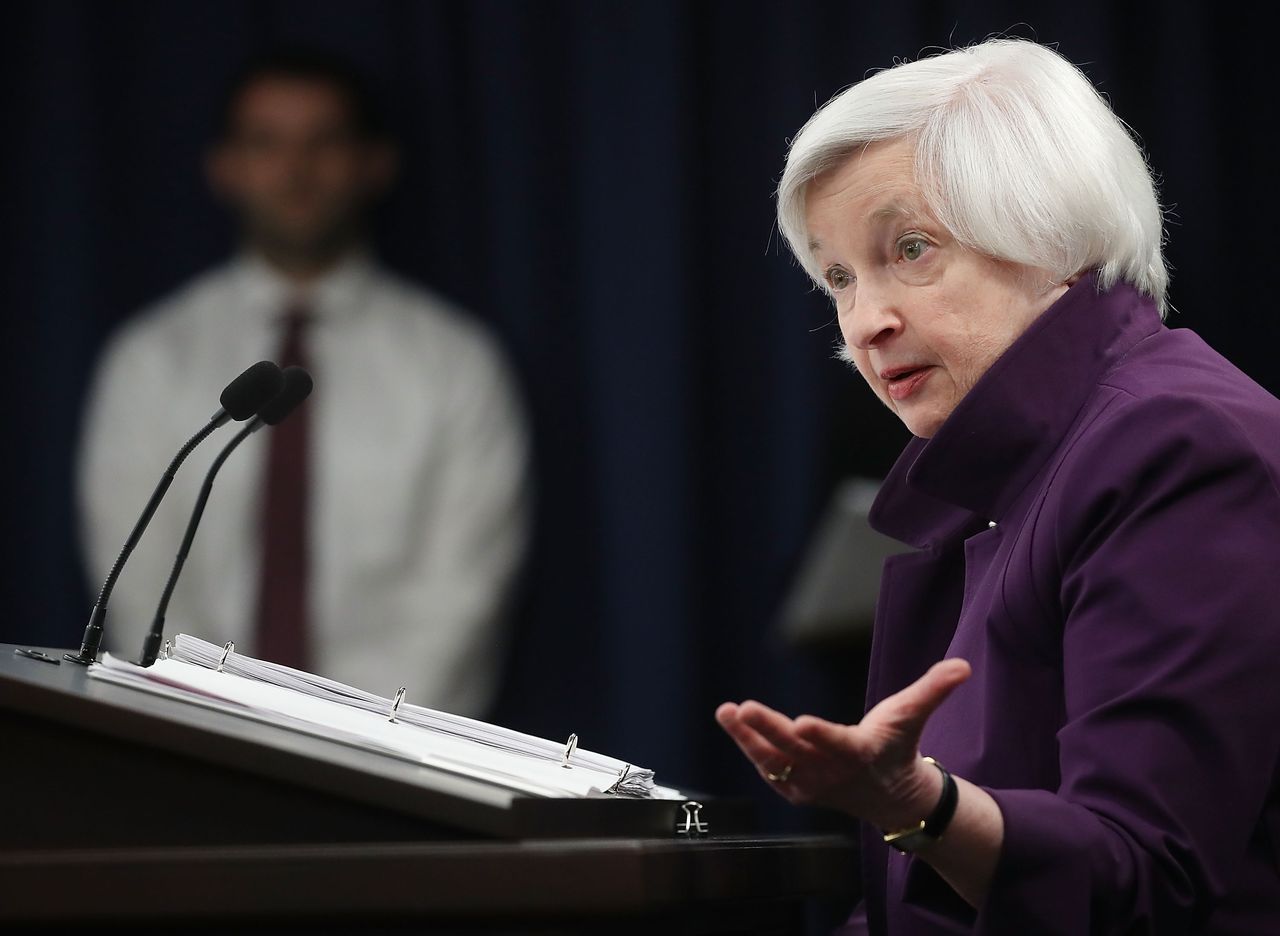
[220,361,284,420]
[259,366,314,426]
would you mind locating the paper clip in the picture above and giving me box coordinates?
[217,641,234,672]
[676,801,709,836]
[388,686,407,723]
[561,733,578,768]
[160,639,171,661]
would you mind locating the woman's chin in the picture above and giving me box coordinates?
[897,407,947,439]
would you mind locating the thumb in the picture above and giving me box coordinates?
[868,658,971,735]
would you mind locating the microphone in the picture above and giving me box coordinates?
[65,361,285,665]
[139,366,314,666]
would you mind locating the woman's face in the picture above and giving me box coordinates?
[805,138,1069,438]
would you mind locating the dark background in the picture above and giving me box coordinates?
[3,0,1275,856]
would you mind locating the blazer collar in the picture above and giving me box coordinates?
[870,271,1163,548]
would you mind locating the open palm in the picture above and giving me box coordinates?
[715,659,971,828]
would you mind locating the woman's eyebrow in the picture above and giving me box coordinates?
[808,197,928,255]
[868,199,926,226]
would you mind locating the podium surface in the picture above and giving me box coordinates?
[1,644,857,930]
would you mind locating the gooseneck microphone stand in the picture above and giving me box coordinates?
[65,417,227,665]
[139,419,262,666]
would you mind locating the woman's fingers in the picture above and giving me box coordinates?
[715,702,739,725]
[735,700,821,762]
[865,658,971,736]
[793,713,859,755]
[717,702,793,774]
[716,660,973,814]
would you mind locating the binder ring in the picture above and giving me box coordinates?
[388,686,407,723]
[606,763,631,794]
[561,733,578,768]
[217,641,234,673]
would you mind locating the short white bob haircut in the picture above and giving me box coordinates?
[777,39,1168,314]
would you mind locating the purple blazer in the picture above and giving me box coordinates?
[857,273,1280,934]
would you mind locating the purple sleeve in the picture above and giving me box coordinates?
[973,400,1280,934]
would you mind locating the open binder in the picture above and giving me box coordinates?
[89,634,679,802]
[2,641,852,929]
[3,639,746,846]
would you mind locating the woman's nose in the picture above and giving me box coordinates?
[840,283,902,350]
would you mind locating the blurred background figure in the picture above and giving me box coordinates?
[77,49,530,717]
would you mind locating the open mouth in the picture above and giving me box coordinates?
[886,366,927,383]
[883,366,934,401]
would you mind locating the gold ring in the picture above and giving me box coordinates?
[766,764,793,783]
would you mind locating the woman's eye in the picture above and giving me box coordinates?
[826,266,853,290]
[899,237,929,262]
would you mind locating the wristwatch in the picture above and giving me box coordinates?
[881,756,958,853]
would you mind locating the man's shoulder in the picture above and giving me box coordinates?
[108,263,240,351]
[364,269,508,366]
[94,263,240,375]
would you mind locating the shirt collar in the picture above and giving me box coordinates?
[232,249,375,321]
[869,271,1163,548]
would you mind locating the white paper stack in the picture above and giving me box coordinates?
[88,634,681,801]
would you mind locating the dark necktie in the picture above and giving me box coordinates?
[254,306,312,669]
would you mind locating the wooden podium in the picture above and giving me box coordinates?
[0,643,857,932]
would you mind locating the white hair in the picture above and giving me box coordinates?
[777,39,1168,314]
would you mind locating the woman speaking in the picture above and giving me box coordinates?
[716,38,1280,935]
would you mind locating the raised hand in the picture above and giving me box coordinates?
[715,659,971,829]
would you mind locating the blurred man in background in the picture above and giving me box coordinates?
[78,50,529,717]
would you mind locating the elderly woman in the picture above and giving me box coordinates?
[716,39,1280,935]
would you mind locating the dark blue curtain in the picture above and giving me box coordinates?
[4,0,1276,848]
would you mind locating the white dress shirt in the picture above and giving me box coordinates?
[78,252,530,716]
